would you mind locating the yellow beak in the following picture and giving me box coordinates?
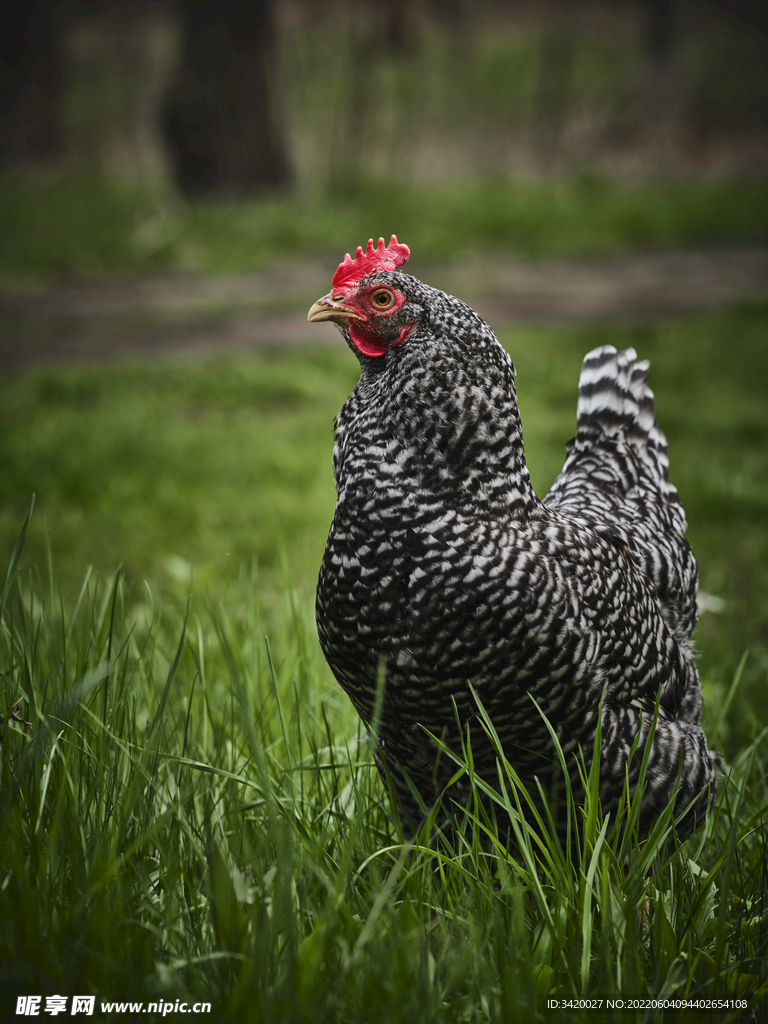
[307,294,366,324]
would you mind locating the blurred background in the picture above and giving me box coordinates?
[1,0,767,755]
[3,0,768,194]
[2,0,768,273]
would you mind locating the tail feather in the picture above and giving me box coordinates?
[561,345,685,520]
[574,345,672,486]
[546,344,700,700]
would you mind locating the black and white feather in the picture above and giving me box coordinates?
[315,270,718,839]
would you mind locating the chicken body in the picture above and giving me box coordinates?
[309,240,718,839]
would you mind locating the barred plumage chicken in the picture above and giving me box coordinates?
[308,236,718,840]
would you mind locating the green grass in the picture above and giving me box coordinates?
[1,517,766,1023]
[1,173,767,282]
[0,348,359,606]
[1,302,767,1020]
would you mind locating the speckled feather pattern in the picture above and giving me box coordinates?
[316,270,718,838]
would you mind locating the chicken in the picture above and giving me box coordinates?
[307,236,718,841]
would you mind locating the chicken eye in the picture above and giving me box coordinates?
[371,289,394,309]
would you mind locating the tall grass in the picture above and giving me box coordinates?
[2,505,766,1023]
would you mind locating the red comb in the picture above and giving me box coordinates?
[332,235,410,289]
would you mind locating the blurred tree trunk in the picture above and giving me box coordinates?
[329,0,418,191]
[0,0,66,165]
[433,0,472,27]
[534,3,574,158]
[379,0,409,53]
[642,0,681,65]
[636,0,684,138]
[433,0,475,51]
[163,0,291,199]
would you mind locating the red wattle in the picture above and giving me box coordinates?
[348,322,415,359]
[348,323,387,357]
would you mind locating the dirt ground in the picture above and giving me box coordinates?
[1,247,766,371]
